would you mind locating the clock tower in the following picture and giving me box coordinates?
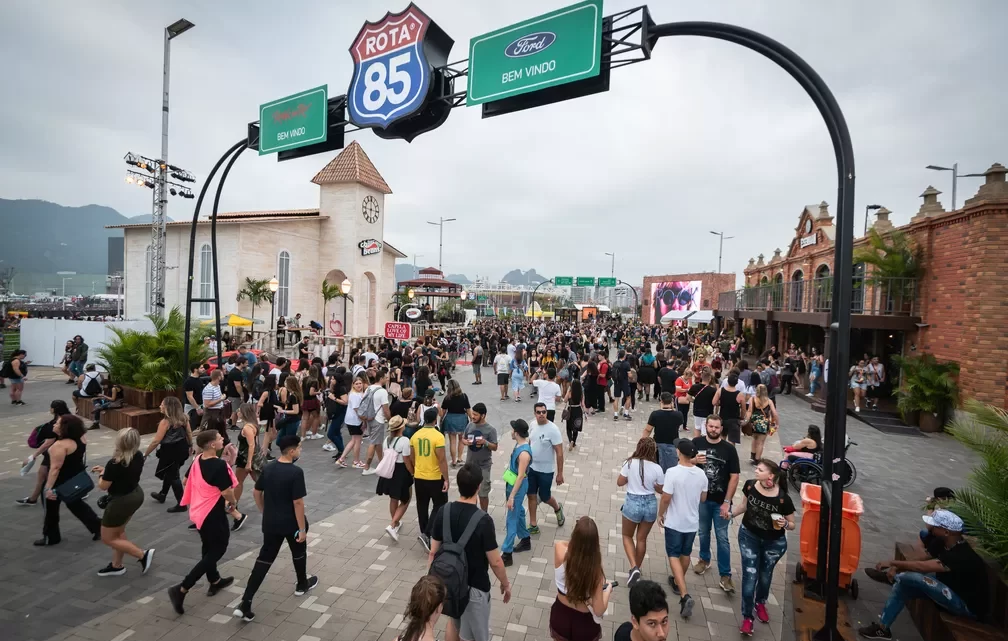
[312,141,401,335]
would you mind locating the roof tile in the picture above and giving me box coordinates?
[311,141,392,194]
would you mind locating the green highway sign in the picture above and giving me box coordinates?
[466,0,603,106]
[598,277,617,287]
[478,295,487,301]
[576,277,596,287]
[553,276,573,286]
[259,85,328,155]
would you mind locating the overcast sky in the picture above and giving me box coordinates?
[2,1,1004,286]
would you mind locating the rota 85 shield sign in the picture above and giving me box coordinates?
[348,4,432,128]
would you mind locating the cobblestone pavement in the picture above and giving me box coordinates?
[0,366,977,641]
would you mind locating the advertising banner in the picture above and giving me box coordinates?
[650,280,703,324]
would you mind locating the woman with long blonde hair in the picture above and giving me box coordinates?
[617,438,664,587]
[550,516,614,641]
[145,396,193,513]
[93,428,154,576]
[336,375,368,469]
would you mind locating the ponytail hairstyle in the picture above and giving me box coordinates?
[757,458,787,493]
[399,575,445,641]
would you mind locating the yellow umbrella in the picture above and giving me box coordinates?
[200,314,259,328]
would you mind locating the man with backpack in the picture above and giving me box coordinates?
[428,463,511,641]
[360,368,391,476]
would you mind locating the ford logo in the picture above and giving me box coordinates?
[504,32,556,58]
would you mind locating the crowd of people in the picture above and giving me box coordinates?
[7,317,985,641]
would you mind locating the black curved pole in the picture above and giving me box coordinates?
[183,139,246,371]
[209,142,250,368]
[616,279,639,319]
[530,279,549,318]
[651,22,855,640]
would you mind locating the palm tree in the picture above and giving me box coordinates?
[947,401,1008,571]
[236,277,272,321]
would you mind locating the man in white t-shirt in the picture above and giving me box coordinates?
[527,403,566,534]
[658,439,708,620]
[506,340,516,361]
[493,347,512,401]
[361,369,392,476]
[531,367,563,422]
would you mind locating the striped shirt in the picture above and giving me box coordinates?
[202,383,222,408]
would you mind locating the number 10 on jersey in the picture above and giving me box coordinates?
[348,6,433,129]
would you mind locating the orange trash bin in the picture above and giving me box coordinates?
[797,482,864,598]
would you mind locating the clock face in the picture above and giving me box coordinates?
[804,219,813,234]
[362,196,380,224]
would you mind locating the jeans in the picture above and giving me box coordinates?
[809,369,820,395]
[880,572,973,627]
[501,482,529,553]
[70,360,85,377]
[738,526,787,619]
[657,443,679,472]
[698,500,732,577]
[242,532,309,604]
[276,417,301,439]
[326,409,346,452]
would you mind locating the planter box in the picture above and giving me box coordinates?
[102,407,162,435]
[919,411,944,433]
[121,386,182,411]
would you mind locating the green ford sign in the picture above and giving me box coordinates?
[259,85,328,155]
[466,0,603,106]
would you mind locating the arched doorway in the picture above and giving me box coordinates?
[363,271,377,335]
[790,270,805,311]
[814,264,831,311]
[322,269,351,337]
[773,273,784,310]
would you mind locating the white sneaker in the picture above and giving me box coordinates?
[854,406,860,413]
[322,442,336,452]
[362,467,377,476]
[805,393,814,397]
[386,524,400,542]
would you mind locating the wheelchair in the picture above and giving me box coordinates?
[783,436,857,493]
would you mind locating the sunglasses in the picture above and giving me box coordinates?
[534,410,547,415]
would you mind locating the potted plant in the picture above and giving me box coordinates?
[97,308,210,408]
[891,354,960,432]
[947,401,1008,572]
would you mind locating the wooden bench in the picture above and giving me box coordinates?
[895,541,1008,641]
[102,407,162,435]
[73,396,96,420]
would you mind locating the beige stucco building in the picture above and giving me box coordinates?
[109,141,405,337]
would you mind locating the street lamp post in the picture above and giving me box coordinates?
[268,276,279,330]
[863,204,882,236]
[57,271,75,311]
[426,217,456,273]
[926,163,987,211]
[412,254,423,279]
[709,231,734,273]
[341,278,352,339]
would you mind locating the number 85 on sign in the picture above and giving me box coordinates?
[347,5,433,129]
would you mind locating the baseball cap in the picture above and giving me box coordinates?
[509,418,530,438]
[922,510,963,532]
[676,439,698,458]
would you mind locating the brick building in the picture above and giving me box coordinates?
[641,272,737,325]
[714,162,1008,408]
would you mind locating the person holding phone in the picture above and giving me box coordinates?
[232,435,318,622]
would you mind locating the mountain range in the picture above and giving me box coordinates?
[1,198,546,284]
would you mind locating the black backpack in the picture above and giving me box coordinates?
[428,503,484,619]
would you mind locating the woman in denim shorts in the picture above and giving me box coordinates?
[617,437,665,588]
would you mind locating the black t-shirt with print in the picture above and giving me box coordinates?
[692,437,740,505]
[647,409,683,444]
[255,460,308,535]
[741,479,795,539]
[430,502,498,593]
